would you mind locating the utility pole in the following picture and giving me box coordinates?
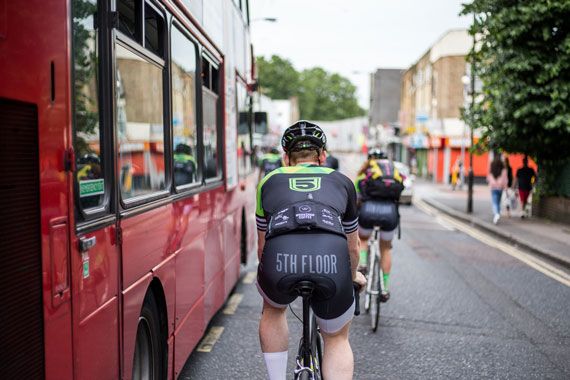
[467,13,476,213]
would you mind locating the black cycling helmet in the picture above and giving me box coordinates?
[368,148,387,160]
[281,120,327,153]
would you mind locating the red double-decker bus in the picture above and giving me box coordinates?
[0,0,259,378]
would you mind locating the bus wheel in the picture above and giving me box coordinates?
[133,291,165,380]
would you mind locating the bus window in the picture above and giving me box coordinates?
[117,0,140,42]
[116,44,166,199]
[202,88,219,179]
[202,57,221,180]
[254,112,268,134]
[144,3,164,57]
[171,25,199,187]
[73,0,106,213]
[237,80,252,178]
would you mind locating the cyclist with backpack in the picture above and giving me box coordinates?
[355,149,404,302]
[256,121,366,380]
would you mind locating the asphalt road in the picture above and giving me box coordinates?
[180,154,570,379]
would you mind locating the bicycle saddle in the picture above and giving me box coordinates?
[276,275,337,300]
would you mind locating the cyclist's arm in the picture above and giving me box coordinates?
[256,180,268,260]
[257,231,266,261]
[347,231,360,279]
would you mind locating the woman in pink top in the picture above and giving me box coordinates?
[487,155,508,224]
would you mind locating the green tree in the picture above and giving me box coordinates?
[256,55,365,121]
[299,68,364,120]
[462,1,570,196]
[256,55,300,99]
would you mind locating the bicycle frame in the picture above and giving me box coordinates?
[293,281,361,379]
[294,281,320,380]
[365,226,384,331]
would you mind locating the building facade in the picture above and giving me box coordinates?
[399,29,491,183]
[368,68,404,160]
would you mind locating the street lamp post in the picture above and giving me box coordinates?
[467,14,476,214]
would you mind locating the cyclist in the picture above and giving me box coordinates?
[355,149,403,302]
[258,146,283,180]
[256,120,366,380]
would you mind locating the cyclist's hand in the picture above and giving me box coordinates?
[353,271,367,291]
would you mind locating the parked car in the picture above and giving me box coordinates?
[394,161,414,205]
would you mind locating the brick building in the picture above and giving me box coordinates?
[399,29,492,183]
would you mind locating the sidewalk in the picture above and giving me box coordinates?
[414,180,570,268]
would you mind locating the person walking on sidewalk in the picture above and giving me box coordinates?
[487,155,508,224]
[515,155,537,218]
[504,157,514,217]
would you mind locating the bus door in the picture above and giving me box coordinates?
[70,0,121,378]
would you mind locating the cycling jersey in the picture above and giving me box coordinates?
[256,164,358,235]
[259,153,283,176]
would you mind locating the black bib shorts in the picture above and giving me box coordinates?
[257,232,354,325]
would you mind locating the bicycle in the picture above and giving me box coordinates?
[286,280,361,380]
[363,225,383,332]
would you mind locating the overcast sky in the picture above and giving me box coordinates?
[249,0,472,108]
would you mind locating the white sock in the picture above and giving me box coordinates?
[263,351,288,380]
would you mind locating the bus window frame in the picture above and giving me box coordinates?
[114,4,171,210]
[200,52,224,186]
[71,0,115,226]
[170,20,203,194]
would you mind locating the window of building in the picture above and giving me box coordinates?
[116,43,166,200]
[171,25,199,187]
[201,56,221,180]
[72,0,107,214]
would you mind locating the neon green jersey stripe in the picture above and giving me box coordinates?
[256,165,335,216]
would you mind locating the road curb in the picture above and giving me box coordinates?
[421,197,570,269]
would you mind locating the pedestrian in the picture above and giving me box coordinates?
[486,154,508,224]
[504,156,514,217]
[451,159,460,191]
[515,155,537,218]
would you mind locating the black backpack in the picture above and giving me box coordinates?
[362,160,404,200]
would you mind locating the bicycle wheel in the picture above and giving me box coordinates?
[364,243,375,313]
[370,254,381,332]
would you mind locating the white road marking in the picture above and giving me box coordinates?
[242,271,257,284]
[196,326,225,353]
[415,199,570,287]
[223,293,244,315]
